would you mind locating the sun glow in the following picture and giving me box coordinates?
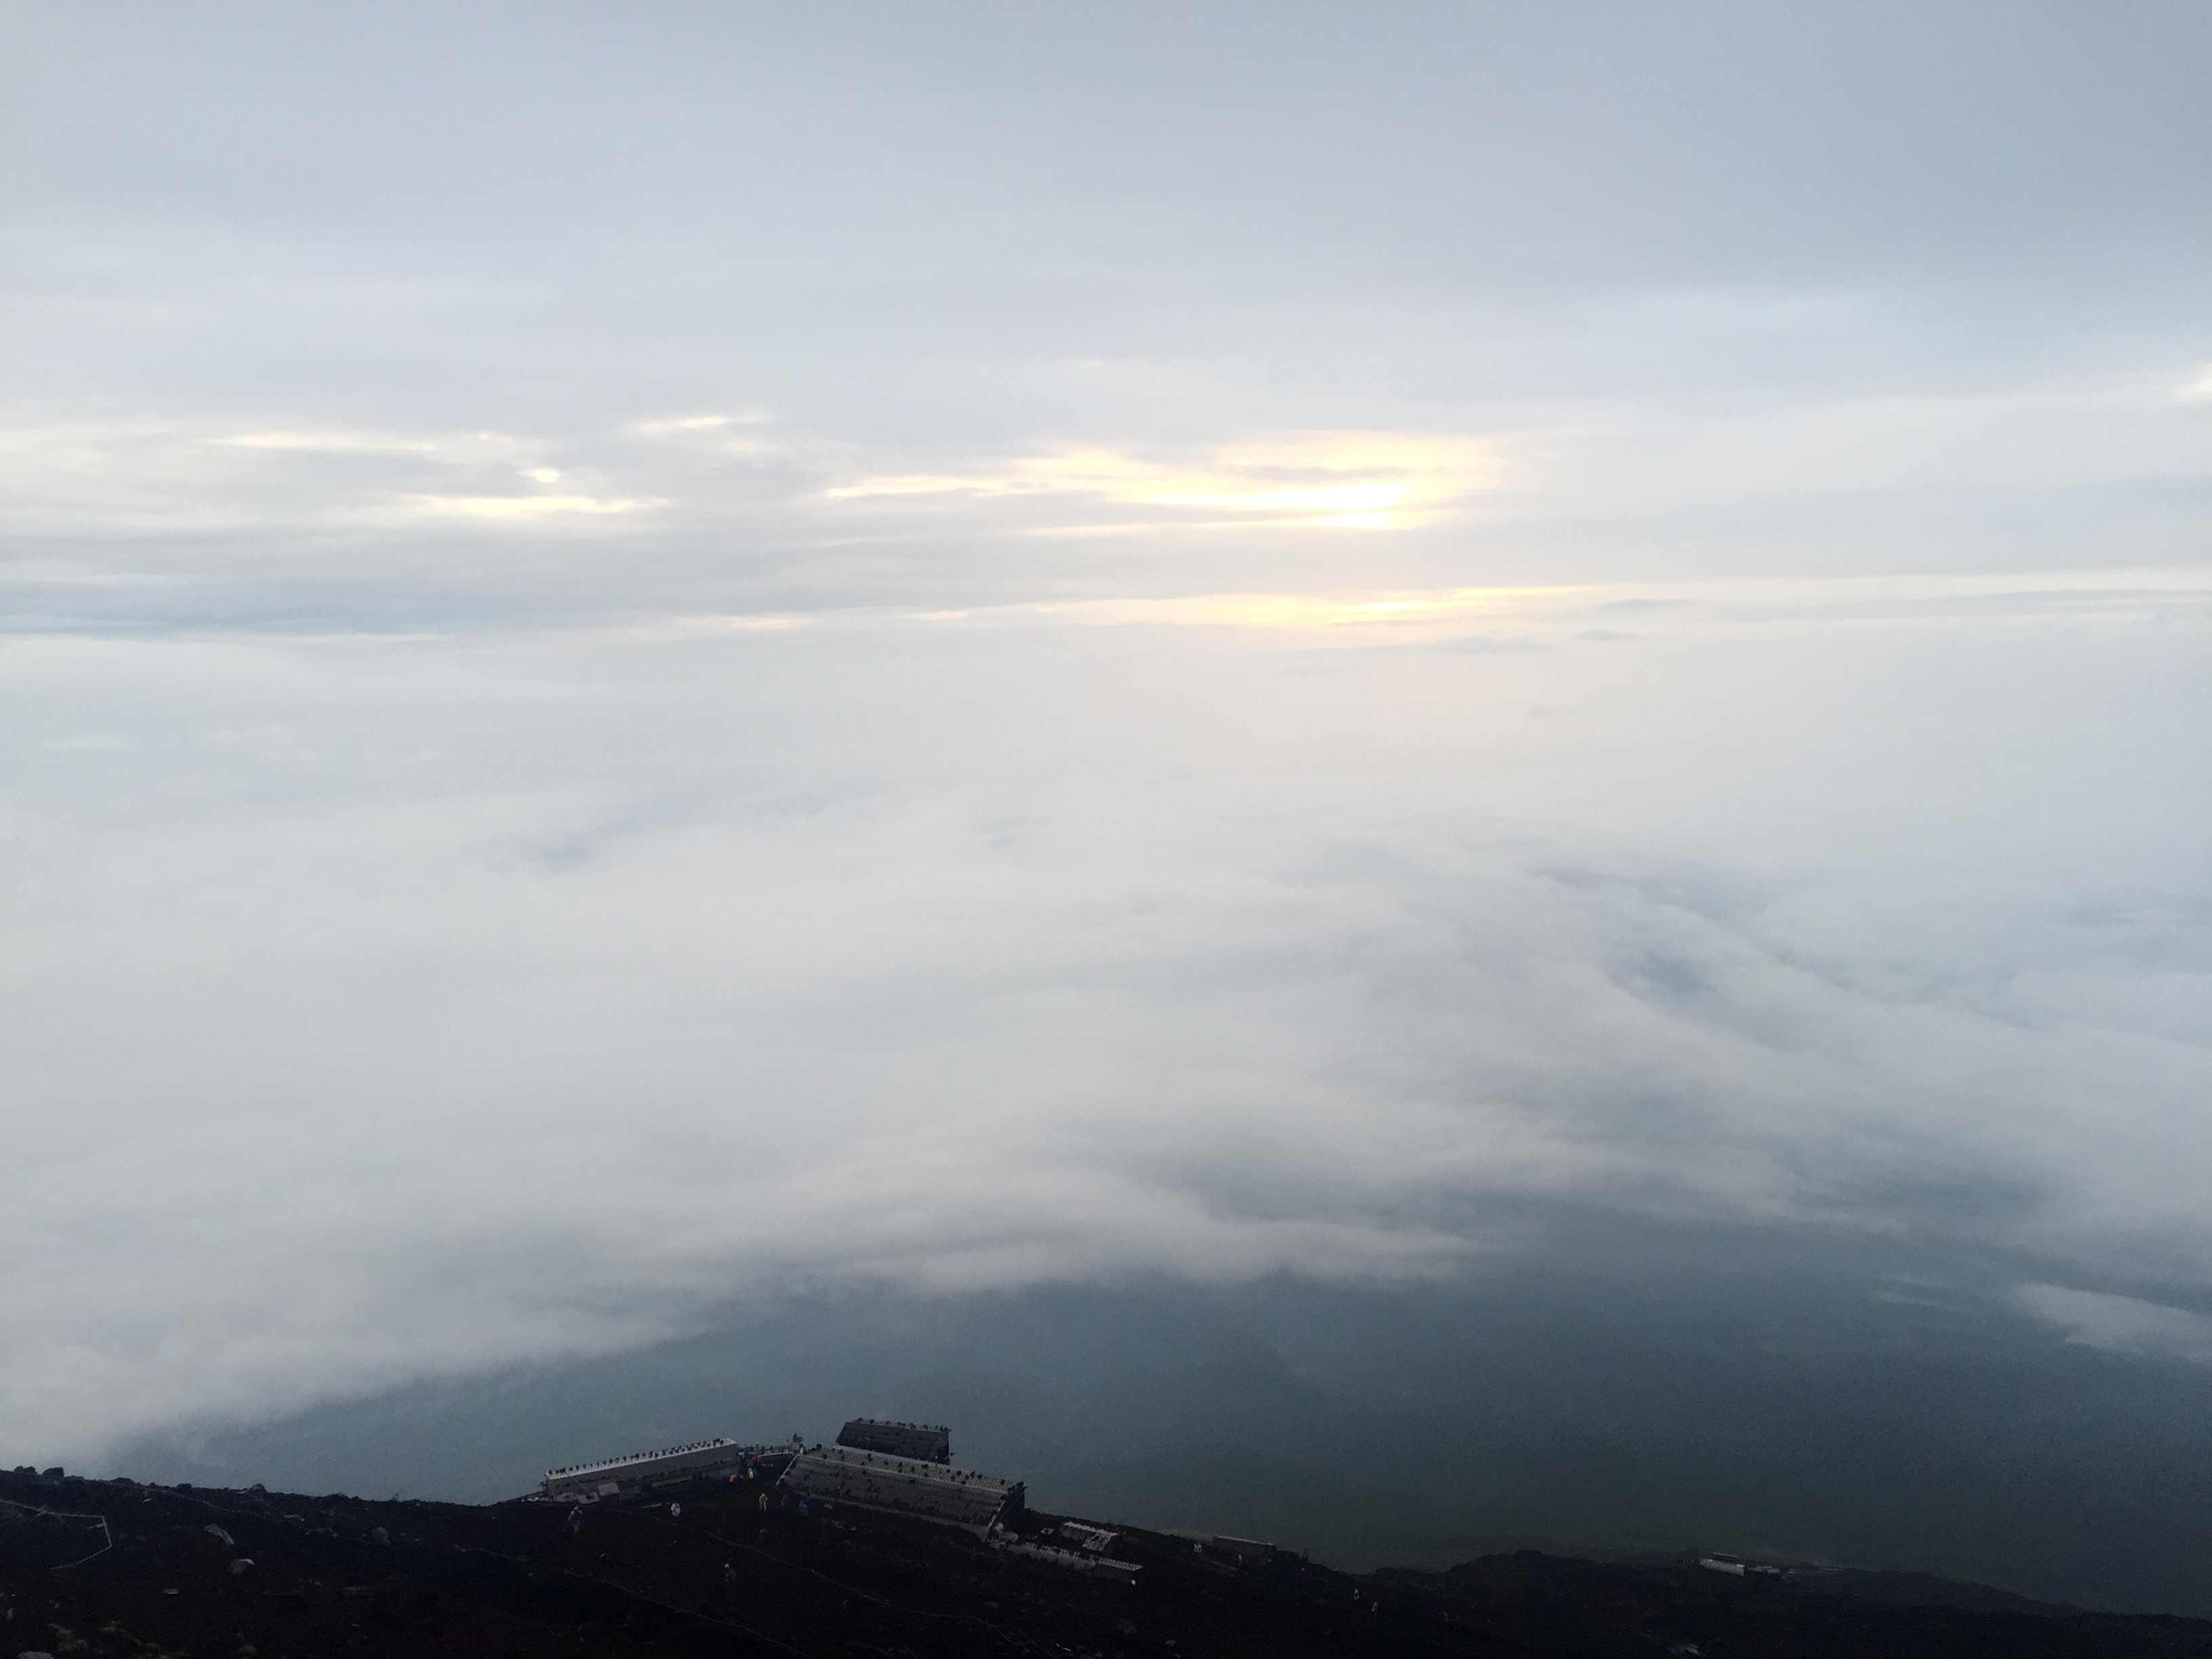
[824,431,1500,531]
[1040,584,1578,634]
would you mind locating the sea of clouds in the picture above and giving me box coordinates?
[6,572,2205,1462]
[3,0,2207,1476]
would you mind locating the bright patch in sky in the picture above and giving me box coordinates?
[822,432,1498,531]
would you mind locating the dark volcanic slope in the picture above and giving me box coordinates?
[4,1469,2208,1659]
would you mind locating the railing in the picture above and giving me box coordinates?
[544,1437,735,1479]
[0,1497,115,1570]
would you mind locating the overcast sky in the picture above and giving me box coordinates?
[3,2,2208,1482]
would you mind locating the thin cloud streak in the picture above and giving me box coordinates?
[2013,1285,2212,1366]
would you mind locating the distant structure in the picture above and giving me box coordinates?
[992,1532,1141,1582]
[778,1444,1023,1534]
[542,1437,788,1502]
[836,1418,951,1464]
[1210,1535,1274,1565]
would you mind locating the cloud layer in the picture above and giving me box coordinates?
[2,3,2207,1477]
[5,576,2206,1460]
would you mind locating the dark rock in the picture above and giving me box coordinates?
[3,1466,2206,1659]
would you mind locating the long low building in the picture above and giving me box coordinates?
[836,1418,951,1463]
[543,1437,767,1502]
[990,1534,1141,1582]
[777,1444,1023,1533]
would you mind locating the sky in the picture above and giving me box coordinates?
[3,0,2210,1608]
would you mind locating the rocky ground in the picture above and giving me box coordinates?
[5,1467,2208,1658]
